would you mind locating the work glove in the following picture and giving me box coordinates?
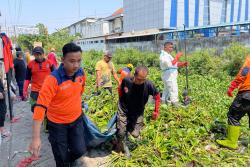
[152,111,159,120]
[177,62,188,67]
[172,52,183,65]
[152,94,160,120]
[23,80,30,98]
[227,80,238,97]
[175,52,183,59]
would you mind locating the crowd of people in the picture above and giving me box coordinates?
[0,41,249,167]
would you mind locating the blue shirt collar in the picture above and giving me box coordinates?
[58,64,83,79]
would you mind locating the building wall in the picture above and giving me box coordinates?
[113,17,123,33]
[68,19,109,38]
[109,17,123,33]
[124,0,165,32]
[83,21,109,38]
[75,37,106,51]
[106,34,250,53]
[210,0,224,25]
[124,0,250,32]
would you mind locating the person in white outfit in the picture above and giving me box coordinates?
[160,42,188,106]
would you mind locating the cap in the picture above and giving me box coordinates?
[104,50,112,57]
[32,46,44,55]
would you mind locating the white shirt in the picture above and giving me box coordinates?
[160,50,178,81]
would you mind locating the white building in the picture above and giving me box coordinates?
[75,36,106,51]
[72,8,124,51]
[0,25,39,37]
[123,0,250,32]
[67,18,109,39]
[104,8,124,34]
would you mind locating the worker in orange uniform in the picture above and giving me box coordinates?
[118,64,134,83]
[23,46,55,111]
[216,55,250,149]
[117,64,133,93]
[29,43,87,167]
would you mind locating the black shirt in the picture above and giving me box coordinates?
[119,77,159,116]
[14,58,26,81]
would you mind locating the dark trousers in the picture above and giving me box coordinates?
[16,80,24,97]
[0,101,7,127]
[30,91,39,112]
[116,103,144,139]
[48,115,87,167]
[227,91,250,128]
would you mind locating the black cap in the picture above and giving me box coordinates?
[32,46,44,55]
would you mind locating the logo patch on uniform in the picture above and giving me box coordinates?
[124,87,129,93]
[60,84,70,90]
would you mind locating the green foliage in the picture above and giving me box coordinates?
[113,48,159,67]
[82,50,103,75]
[81,45,250,166]
[222,43,250,76]
[48,29,76,52]
[180,49,223,77]
[16,24,77,53]
[36,23,48,35]
[83,68,249,166]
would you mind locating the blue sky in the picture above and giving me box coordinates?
[0,0,123,33]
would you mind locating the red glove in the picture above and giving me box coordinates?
[172,52,183,65]
[227,80,238,97]
[23,80,30,98]
[176,52,183,59]
[177,62,188,67]
[152,94,160,120]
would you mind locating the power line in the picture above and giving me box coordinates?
[17,0,23,24]
[78,0,80,19]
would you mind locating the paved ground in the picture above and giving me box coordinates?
[0,100,110,167]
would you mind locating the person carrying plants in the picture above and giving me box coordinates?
[23,46,55,132]
[95,50,119,94]
[216,55,250,149]
[160,41,188,107]
[116,65,161,156]
[29,43,87,167]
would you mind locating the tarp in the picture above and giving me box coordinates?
[82,113,117,148]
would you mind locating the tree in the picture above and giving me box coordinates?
[15,25,77,53]
[36,23,48,36]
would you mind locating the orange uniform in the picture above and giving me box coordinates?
[26,59,54,92]
[232,55,250,91]
[118,67,131,83]
[33,65,86,124]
